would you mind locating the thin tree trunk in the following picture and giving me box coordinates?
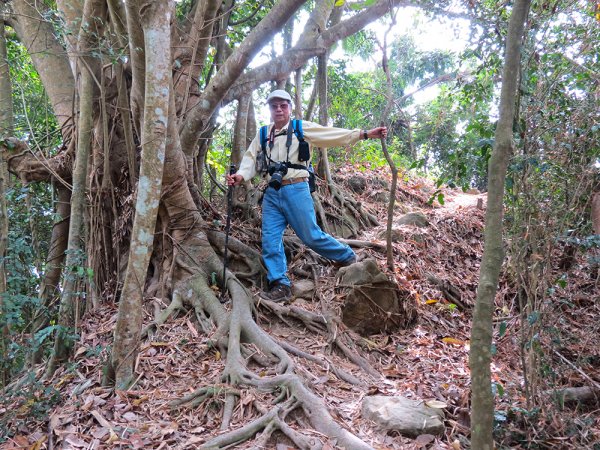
[0,22,13,387]
[294,68,302,118]
[316,54,332,185]
[47,0,105,377]
[112,0,172,389]
[379,16,397,271]
[232,95,250,168]
[31,186,71,365]
[469,1,531,448]
[592,191,600,235]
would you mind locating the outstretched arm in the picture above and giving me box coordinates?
[364,127,387,140]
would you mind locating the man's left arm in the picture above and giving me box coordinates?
[302,121,387,148]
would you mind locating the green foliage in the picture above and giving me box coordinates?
[341,30,376,60]
[0,182,55,381]
[6,36,59,146]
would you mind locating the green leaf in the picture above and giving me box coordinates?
[499,321,507,338]
[496,383,505,397]
[334,0,345,6]
[437,193,445,205]
[527,311,540,325]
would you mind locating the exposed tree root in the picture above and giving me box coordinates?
[278,339,365,386]
[161,230,375,449]
[168,385,240,409]
[334,335,381,379]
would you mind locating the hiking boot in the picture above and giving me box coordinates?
[261,282,292,303]
[333,255,357,268]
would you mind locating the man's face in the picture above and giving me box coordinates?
[269,99,291,126]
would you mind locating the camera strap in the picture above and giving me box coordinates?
[260,120,309,170]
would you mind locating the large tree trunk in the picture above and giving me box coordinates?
[10,1,75,132]
[111,0,172,389]
[469,0,531,448]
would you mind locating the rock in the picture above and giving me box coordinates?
[337,259,416,335]
[376,228,426,243]
[361,395,445,438]
[373,190,389,204]
[347,175,367,194]
[377,228,405,242]
[292,279,314,299]
[396,212,429,228]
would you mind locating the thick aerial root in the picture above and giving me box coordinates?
[206,229,264,280]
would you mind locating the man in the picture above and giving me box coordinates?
[227,89,387,302]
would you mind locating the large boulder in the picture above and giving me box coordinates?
[395,211,429,228]
[336,259,416,335]
[361,395,445,438]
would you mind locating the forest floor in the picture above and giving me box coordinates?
[1,165,599,449]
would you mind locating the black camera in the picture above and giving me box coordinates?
[268,162,288,190]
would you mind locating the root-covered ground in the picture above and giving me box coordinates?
[2,166,599,449]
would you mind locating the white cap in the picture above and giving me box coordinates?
[266,89,292,104]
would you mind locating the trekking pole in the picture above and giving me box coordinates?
[221,164,236,297]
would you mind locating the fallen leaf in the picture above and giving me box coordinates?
[442,337,465,346]
[415,434,435,448]
[425,399,448,409]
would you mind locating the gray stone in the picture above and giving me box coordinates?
[292,280,314,299]
[373,190,389,204]
[396,212,429,228]
[348,175,368,194]
[376,228,426,243]
[361,396,445,438]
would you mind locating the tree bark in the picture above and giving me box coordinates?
[469,1,531,448]
[224,0,407,104]
[592,191,600,235]
[31,185,71,365]
[179,0,306,155]
[232,94,250,168]
[47,0,105,376]
[112,0,172,389]
[10,0,75,132]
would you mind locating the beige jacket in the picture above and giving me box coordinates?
[237,120,362,181]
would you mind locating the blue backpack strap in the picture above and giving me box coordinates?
[259,125,268,152]
[291,119,304,141]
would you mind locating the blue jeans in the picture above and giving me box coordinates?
[262,181,355,286]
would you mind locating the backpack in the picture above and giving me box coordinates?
[259,119,317,193]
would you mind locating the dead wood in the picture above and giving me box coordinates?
[551,386,600,405]
[426,272,467,310]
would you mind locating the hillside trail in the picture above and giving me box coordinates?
[441,189,486,212]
